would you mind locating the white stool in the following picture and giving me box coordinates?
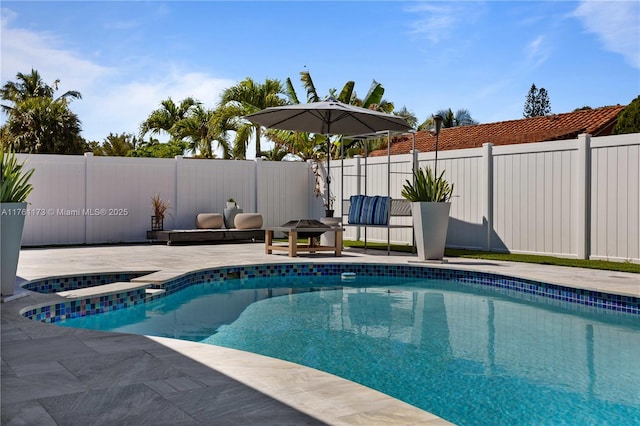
[195,213,223,229]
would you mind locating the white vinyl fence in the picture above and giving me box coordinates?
[17,154,317,245]
[331,133,639,263]
[14,132,639,262]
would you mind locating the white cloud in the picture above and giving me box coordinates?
[1,9,112,95]
[526,35,550,67]
[405,2,484,44]
[1,8,236,144]
[573,0,640,69]
[89,71,235,141]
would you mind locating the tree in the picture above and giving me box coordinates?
[91,133,140,156]
[173,104,232,158]
[1,69,81,114]
[523,83,551,118]
[265,128,327,161]
[139,97,198,139]
[3,96,84,154]
[127,138,187,158]
[418,108,478,131]
[1,69,84,154]
[394,106,418,129]
[259,144,292,161]
[613,95,640,134]
[217,77,286,158]
[281,71,406,159]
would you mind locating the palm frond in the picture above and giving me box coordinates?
[300,71,320,103]
[362,80,384,109]
[337,81,355,103]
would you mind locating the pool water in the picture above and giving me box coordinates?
[58,274,640,425]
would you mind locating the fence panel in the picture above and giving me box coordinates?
[256,159,311,227]
[491,141,577,257]
[17,154,87,245]
[590,134,640,261]
[424,149,487,250]
[84,155,177,243]
[176,158,256,230]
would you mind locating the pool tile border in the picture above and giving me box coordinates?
[20,287,148,322]
[22,271,154,294]
[20,263,639,323]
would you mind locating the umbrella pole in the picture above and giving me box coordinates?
[326,133,331,216]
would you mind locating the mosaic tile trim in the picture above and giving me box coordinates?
[156,263,638,315]
[22,263,639,324]
[21,288,148,323]
[23,272,152,294]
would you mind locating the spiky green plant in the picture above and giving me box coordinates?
[1,149,34,203]
[401,166,454,202]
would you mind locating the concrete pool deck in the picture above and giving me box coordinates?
[2,243,639,425]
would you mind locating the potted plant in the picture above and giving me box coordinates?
[401,166,454,261]
[151,194,170,231]
[324,193,335,218]
[226,198,237,209]
[1,149,34,298]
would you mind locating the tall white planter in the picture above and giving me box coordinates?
[411,202,451,261]
[1,202,27,297]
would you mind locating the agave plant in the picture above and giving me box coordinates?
[401,166,454,203]
[1,149,34,203]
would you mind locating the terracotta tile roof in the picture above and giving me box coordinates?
[370,105,625,157]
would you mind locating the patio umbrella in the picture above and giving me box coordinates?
[245,99,412,212]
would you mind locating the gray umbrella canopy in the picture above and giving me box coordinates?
[245,99,412,215]
[245,99,412,136]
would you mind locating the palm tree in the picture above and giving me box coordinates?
[1,69,81,115]
[217,77,286,158]
[5,96,84,154]
[93,133,139,156]
[1,69,84,154]
[265,128,327,161]
[418,108,478,131]
[282,72,406,159]
[139,97,198,139]
[173,105,233,159]
[394,106,418,129]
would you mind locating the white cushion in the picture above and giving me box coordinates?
[195,213,223,229]
[234,213,263,229]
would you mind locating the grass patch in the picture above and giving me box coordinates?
[342,240,640,274]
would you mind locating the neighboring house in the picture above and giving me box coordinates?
[370,105,625,157]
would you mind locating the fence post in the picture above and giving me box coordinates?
[354,155,363,241]
[254,157,262,215]
[482,143,494,251]
[174,155,182,227]
[576,134,591,259]
[83,152,94,244]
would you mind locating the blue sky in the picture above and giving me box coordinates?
[2,1,639,158]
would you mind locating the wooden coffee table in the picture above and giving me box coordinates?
[264,226,343,257]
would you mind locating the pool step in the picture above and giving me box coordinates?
[145,288,166,300]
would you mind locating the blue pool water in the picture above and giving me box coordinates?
[58,274,640,425]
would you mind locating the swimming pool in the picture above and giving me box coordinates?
[50,264,640,425]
